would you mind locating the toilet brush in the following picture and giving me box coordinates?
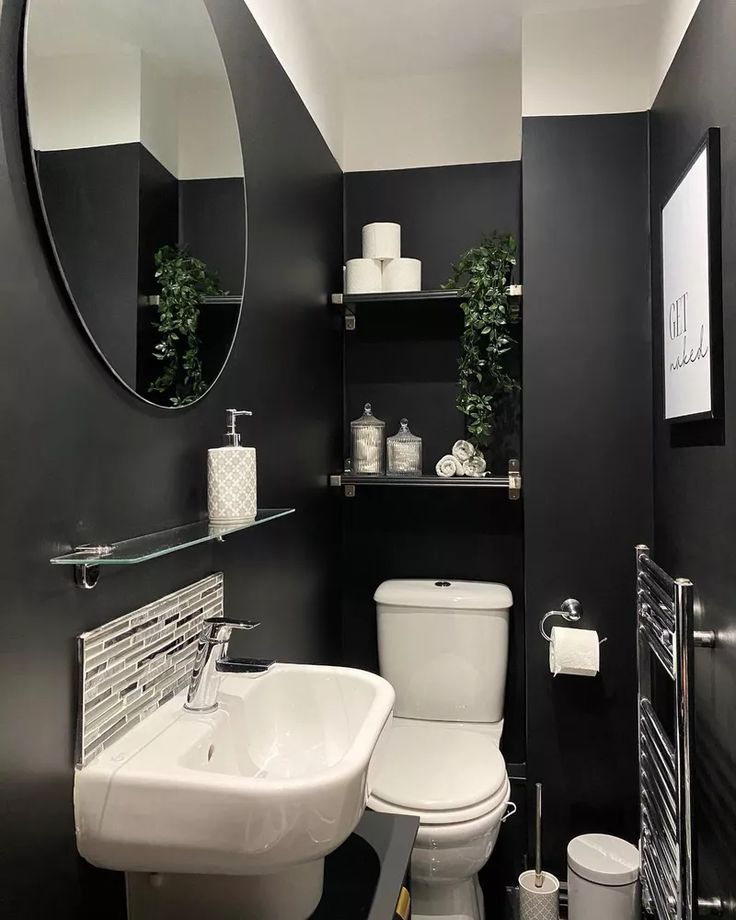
[519,783,560,920]
[535,783,544,888]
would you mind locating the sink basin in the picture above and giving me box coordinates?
[75,664,394,918]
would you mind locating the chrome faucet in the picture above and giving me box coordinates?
[184,616,273,713]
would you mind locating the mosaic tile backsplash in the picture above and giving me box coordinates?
[77,573,224,766]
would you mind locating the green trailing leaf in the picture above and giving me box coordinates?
[148,244,221,407]
[445,234,520,450]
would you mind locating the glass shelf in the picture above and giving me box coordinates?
[138,294,243,308]
[330,462,521,500]
[334,474,512,488]
[331,285,522,307]
[50,509,294,572]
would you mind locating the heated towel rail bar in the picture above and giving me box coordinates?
[635,546,721,920]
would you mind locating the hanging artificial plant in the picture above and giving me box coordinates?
[445,234,520,449]
[149,244,221,407]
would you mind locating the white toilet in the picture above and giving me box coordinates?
[367,579,513,920]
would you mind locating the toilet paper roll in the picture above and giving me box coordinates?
[345,258,383,294]
[382,258,422,293]
[362,222,401,260]
[549,626,600,677]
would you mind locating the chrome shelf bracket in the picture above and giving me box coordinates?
[72,545,113,590]
[75,563,100,590]
[508,459,521,499]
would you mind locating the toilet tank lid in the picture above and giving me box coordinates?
[567,834,640,886]
[374,579,513,610]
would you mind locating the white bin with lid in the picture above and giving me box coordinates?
[567,834,640,920]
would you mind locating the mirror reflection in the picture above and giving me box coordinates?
[24,0,246,407]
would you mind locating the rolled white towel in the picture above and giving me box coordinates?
[462,453,487,477]
[436,454,459,478]
[452,440,475,464]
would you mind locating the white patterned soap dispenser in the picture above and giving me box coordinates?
[208,409,257,525]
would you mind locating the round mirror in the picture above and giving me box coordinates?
[23,0,246,408]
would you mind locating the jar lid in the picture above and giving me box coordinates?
[567,834,639,886]
[351,403,384,427]
[387,418,421,443]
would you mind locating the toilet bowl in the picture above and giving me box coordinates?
[368,716,511,919]
[409,803,508,920]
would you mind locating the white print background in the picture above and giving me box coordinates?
[662,147,712,420]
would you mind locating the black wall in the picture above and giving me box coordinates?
[0,0,341,916]
[37,143,141,387]
[136,145,180,393]
[341,163,525,905]
[522,113,652,876]
[180,176,246,293]
[137,144,179,296]
[650,0,736,901]
[343,164,522,471]
[344,163,522,290]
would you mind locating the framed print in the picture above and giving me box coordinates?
[661,127,723,422]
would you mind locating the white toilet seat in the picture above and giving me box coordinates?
[367,717,510,825]
[369,775,510,826]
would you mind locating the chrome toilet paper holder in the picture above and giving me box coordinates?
[539,598,607,644]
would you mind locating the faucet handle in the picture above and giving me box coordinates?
[217,616,260,628]
[202,617,260,643]
[216,656,273,674]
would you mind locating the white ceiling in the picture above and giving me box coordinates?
[306,0,652,78]
[26,0,227,82]
[305,0,521,77]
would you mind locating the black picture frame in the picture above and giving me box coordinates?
[660,126,723,423]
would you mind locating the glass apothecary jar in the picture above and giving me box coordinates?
[350,403,385,474]
[387,418,422,476]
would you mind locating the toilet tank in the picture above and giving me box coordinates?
[374,579,512,722]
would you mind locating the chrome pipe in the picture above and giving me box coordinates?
[638,579,676,631]
[638,569,677,624]
[640,552,676,593]
[640,615,675,677]
[641,752,678,830]
[641,706,677,788]
[674,577,696,920]
[641,791,678,880]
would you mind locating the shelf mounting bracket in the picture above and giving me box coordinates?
[508,460,522,500]
[74,563,100,590]
[72,545,113,590]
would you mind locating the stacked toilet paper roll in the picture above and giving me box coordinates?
[383,257,422,293]
[345,258,382,294]
[549,626,600,677]
[362,222,401,259]
[345,222,422,294]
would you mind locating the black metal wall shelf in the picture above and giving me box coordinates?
[331,287,522,330]
[331,460,521,499]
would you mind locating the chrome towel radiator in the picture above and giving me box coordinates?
[635,546,721,920]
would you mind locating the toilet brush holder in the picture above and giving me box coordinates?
[519,782,559,920]
[519,870,560,920]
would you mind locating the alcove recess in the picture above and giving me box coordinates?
[331,287,523,498]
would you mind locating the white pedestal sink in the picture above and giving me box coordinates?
[75,664,395,920]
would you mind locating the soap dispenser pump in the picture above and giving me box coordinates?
[208,409,257,525]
